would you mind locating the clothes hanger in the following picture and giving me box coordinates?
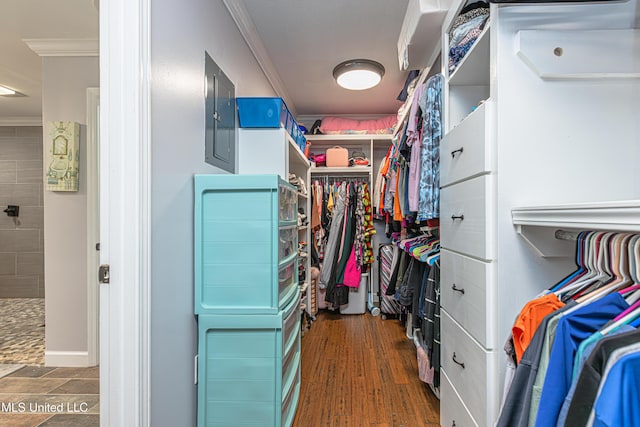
[552,231,595,294]
[574,233,623,296]
[550,230,590,292]
[623,235,640,305]
[614,234,638,298]
[600,300,640,335]
[576,233,634,303]
[555,231,611,300]
[568,231,614,299]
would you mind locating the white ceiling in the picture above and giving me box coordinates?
[0,0,422,123]
[0,0,98,123]
[237,0,412,117]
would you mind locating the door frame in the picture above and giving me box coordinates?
[100,0,151,424]
[86,87,100,367]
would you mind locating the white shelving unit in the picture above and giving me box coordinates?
[306,134,392,181]
[306,133,393,310]
[238,128,313,318]
[438,1,640,426]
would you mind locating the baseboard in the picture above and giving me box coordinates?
[44,351,92,367]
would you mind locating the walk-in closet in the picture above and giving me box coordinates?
[7,0,636,426]
[189,0,640,426]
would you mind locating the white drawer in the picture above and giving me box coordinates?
[441,310,499,427]
[441,101,494,188]
[440,249,496,349]
[440,175,495,260]
[441,370,478,427]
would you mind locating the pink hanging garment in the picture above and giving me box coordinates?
[342,247,362,288]
[416,345,434,384]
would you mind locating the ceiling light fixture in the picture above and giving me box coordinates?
[0,85,25,97]
[333,59,385,91]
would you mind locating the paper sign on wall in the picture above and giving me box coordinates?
[45,121,80,192]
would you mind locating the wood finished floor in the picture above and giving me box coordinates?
[292,310,440,427]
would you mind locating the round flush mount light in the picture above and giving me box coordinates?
[333,59,385,91]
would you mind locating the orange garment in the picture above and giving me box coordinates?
[379,147,392,177]
[512,293,565,363]
[393,168,402,221]
[310,183,321,230]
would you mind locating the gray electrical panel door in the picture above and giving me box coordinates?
[205,51,235,172]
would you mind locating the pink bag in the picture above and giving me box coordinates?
[326,146,349,167]
[312,153,326,167]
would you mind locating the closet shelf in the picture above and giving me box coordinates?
[512,200,640,231]
[305,134,392,142]
[310,166,371,175]
[512,200,640,258]
[449,23,490,87]
[287,132,310,168]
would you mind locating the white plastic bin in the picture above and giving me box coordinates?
[340,273,369,314]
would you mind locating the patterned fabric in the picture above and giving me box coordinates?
[417,74,443,221]
[354,184,365,266]
[379,244,404,316]
[423,260,441,387]
[448,11,489,73]
[448,5,489,39]
[362,184,376,265]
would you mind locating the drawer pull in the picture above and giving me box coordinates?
[452,352,466,369]
[452,422,457,427]
[451,214,464,221]
[451,284,465,294]
[451,147,464,158]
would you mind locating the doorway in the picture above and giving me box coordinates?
[0,125,47,368]
[0,90,102,426]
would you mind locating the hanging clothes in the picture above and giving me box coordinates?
[319,182,346,291]
[496,231,640,427]
[316,179,373,309]
[417,74,443,222]
[423,261,441,388]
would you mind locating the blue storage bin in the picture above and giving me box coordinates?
[237,97,290,128]
[297,134,307,152]
[285,110,295,135]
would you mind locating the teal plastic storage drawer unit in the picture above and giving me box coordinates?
[197,289,301,427]
[194,174,299,314]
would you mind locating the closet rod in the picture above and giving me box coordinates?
[554,229,582,241]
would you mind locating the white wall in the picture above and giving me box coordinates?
[41,56,99,364]
[150,0,275,425]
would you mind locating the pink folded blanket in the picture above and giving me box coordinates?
[319,115,397,135]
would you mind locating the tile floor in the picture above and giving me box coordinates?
[0,299,99,427]
[0,299,45,365]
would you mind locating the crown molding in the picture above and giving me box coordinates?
[23,38,99,57]
[222,0,296,115]
[0,117,43,126]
